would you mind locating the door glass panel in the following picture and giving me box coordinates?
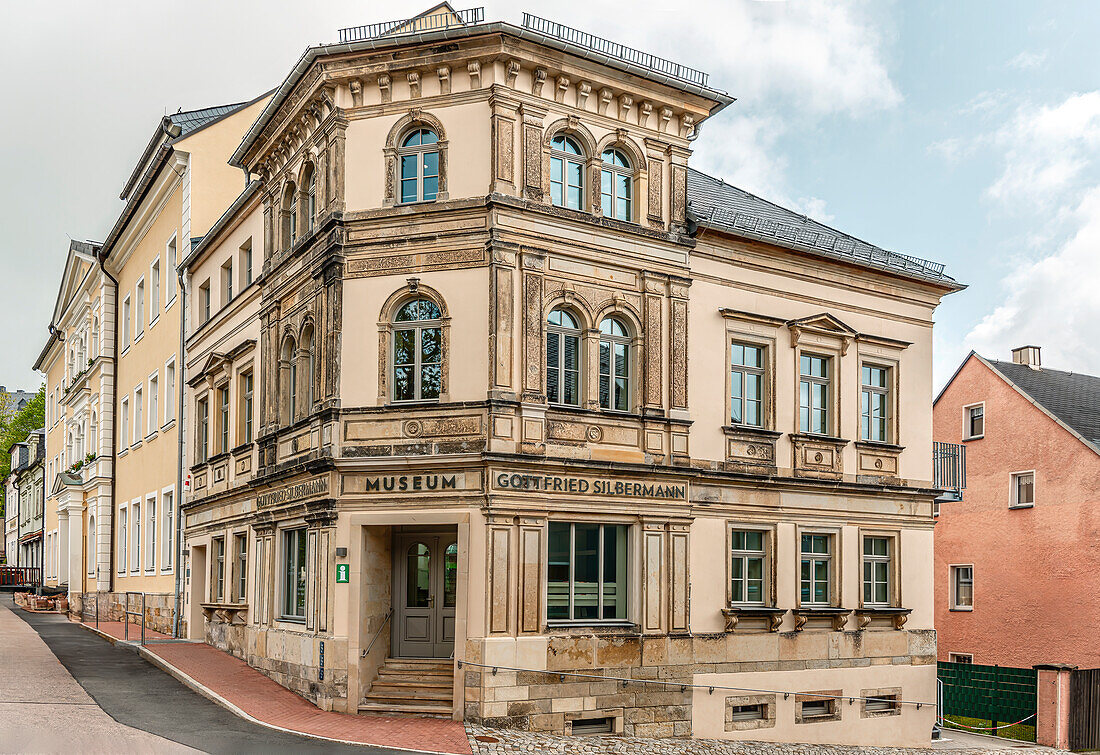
[443,543,458,608]
[406,543,430,608]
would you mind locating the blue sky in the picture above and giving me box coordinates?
[1,0,1097,389]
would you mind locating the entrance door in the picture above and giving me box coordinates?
[394,532,457,658]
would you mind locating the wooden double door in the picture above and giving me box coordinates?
[392,531,457,658]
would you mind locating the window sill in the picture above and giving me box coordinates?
[962,435,983,442]
[1009,503,1034,510]
[949,607,973,612]
[130,440,143,451]
[545,620,638,632]
[722,605,785,632]
[854,440,905,453]
[134,332,144,344]
[791,606,850,631]
[161,419,176,432]
[144,431,158,442]
[149,315,159,329]
[723,425,782,439]
[789,433,848,445]
[854,606,911,630]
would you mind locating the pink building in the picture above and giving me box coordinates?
[933,346,1100,668]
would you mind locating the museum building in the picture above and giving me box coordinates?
[179,6,963,746]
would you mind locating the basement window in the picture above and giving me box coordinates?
[861,688,903,718]
[866,696,898,713]
[571,717,613,735]
[796,692,841,724]
[730,703,766,721]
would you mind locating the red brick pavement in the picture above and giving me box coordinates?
[84,623,470,754]
[84,620,172,642]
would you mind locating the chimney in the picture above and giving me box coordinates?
[1011,345,1042,370]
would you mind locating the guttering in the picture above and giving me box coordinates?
[180,181,261,270]
[230,21,733,168]
[95,251,118,595]
[172,263,187,638]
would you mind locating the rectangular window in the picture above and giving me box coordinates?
[799,698,836,721]
[217,385,230,454]
[149,375,158,436]
[800,533,832,606]
[730,704,766,722]
[865,695,899,714]
[965,404,984,439]
[730,529,766,604]
[861,364,891,442]
[240,371,254,444]
[949,653,973,664]
[146,496,156,572]
[165,361,175,423]
[730,343,764,427]
[862,536,891,606]
[799,354,831,435]
[547,522,628,623]
[240,239,253,288]
[150,260,161,315]
[135,280,144,336]
[1011,471,1035,507]
[122,296,131,348]
[166,237,177,302]
[118,508,127,573]
[120,398,129,448]
[212,536,225,602]
[235,533,247,602]
[222,259,234,304]
[197,398,209,462]
[162,490,174,570]
[133,387,142,444]
[199,281,211,324]
[131,502,140,573]
[951,565,973,609]
[282,528,308,620]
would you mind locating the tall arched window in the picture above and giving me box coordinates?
[88,515,96,575]
[89,412,97,457]
[599,317,631,412]
[546,308,581,406]
[91,317,99,359]
[281,336,297,423]
[304,164,317,232]
[301,324,316,407]
[399,129,439,204]
[550,134,585,210]
[392,298,442,402]
[601,149,633,221]
[282,182,298,249]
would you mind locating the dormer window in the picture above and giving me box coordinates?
[550,134,585,210]
[399,128,439,204]
[600,149,633,221]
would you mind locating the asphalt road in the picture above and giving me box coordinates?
[4,598,411,754]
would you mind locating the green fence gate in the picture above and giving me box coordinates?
[938,661,1038,734]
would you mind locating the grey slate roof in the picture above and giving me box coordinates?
[987,359,1100,448]
[686,168,959,287]
[169,103,246,137]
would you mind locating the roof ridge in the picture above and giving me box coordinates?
[987,357,1100,383]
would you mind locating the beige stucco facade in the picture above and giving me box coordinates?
[178,13,959,747]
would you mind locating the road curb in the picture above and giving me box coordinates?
[72,619,466,755]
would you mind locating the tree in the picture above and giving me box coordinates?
[0,384,46,519]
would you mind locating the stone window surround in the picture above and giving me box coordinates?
[859,686,903,718]
[543,517,636,629]
[383,110,449,207]
[722,314,779,432]
[725,521,776,609]
[724,693,777,731]
[795,525,843,610]
[277,520,310,625]
[795,344,841,439]
[857,350,901,445]
[857,527,902,610]
[794,689,843,724]
[376,282,451,406]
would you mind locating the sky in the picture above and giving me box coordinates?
[1,0,1098,391]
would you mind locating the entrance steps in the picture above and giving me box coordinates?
[359,658,454,717]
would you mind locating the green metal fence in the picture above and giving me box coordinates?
[938,661,1037,731]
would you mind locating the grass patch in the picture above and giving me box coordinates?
[942,714,1036,743]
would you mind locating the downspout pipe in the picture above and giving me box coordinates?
[95,252,118,597]
[172,264,187,638]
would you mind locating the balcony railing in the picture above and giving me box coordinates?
[933,441,966,502]
[338,7,485,43]
[521,13,709,87]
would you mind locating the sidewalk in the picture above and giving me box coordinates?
[79,618,472,755]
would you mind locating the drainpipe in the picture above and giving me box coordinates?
[95,253,118,597]
[172,265,187,638]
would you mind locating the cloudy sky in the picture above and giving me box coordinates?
[2,0,1098,390]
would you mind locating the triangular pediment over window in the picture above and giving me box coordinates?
[786,313,857,337]
[51,471,82,496]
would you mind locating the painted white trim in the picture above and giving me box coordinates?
[1008,469,1036,508]
[948,563,974,611]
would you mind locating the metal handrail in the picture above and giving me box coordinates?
[123,591,146,645]
[339,7,484,43]
[521,13,709,87]
[363,609,392,658]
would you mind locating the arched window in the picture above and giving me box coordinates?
[301,324,316,407]
[598,317,631,412]
[398,128,439,204]
[88,515,96,575]
[91,318,99,359]
[601,149,633,221]
[281,336,297,423]
[392,298,442,402]
[303,163,317,232]
[550,134,585,210]
[282,182,298,249]
[89,412,97,457]
[546,308,581,406]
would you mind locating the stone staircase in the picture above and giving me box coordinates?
[359,658,455,716]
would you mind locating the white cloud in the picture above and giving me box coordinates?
[1006,50,1048,70]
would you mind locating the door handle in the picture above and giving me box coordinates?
[428,595,435,608]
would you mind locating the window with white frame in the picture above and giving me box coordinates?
[951,565,973,609]
[392,298,442,402]
[240,238,253,288]
[212,536,226,602]
[600,148,633,221]
[800,533,832,606]
[217,385,230,455]
[235,532,248,602]
[148,374,158,436]
[130,501,140,573]
[598,317,631,412]
[119,397,129,449]
[166,236,177,303]
[150,260,161,316]
[87,514,96,575]
[550,134,585,210]
[860,364,891,442]
[730,343,765,427]
[949,653,973,664]
[222,258,233,304]
[164,360,175,423]
[862,536,892,606]
[197,397,209,461]
[799,354,831,435]
[398,128,439,204]
[133,387,142,444]
[546,307,581,406]
[122,296,131,349]
[162,489,174,570]
[964,403,984,440]
[199,280,211,324]
[547,522,628,623]
[240,370,254,444]
[135,279,144,336]
[146,494,156,572]
[730,529,767,605]
[1010,471,1035,507]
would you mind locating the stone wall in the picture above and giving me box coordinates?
[69,591,177,635]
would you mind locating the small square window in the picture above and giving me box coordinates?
[1010,471,1035,508]
[965,404,984,439]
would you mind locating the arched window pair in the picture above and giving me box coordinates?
[546,308,632,412]
[549,134,633,222]
[280,164,318,250]
[392,298,442,402]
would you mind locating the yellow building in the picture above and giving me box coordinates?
[177,7,963,747]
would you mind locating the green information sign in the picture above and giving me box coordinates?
[336,564,349,583]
